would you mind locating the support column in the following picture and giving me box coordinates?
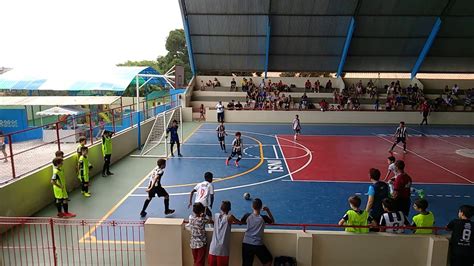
[426,236,449,266]
[296,232,313,266]
[144,218,184,266]
[411,17,442,79]
[336,17,355,77]
[264,15,271,78]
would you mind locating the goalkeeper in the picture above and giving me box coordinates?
[166,119,182,157]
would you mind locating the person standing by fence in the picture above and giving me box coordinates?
[0,130,7,162]
[101,130,114,177]
[216,101,225,122]
[51,157,76,218]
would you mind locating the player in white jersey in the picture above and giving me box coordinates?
[379,198,409,233]
[188,172,215,218]
[293,115,301,141]
[140,159,175,217]
[226,132,243,167]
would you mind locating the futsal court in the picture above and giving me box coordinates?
[85,123,474,242]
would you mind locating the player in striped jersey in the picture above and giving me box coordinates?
[379,198,409,233]
[292,115,301,141]
[389,121,408,154]
[140,159,175,217]
[226,132,243,167]
[216,121,228,152]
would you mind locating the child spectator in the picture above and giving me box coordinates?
[208,201,241,266]
[235,101,243,110]
[188,172,215,218]
[392,160,412,216]
[241,198,274,266]
[339,195,374,233]
[379,198,409,233]
[188,202,211,266]
[230,78,237,91]
[411,198,435,234]
[365,168,389,228]
[447,205,474,266]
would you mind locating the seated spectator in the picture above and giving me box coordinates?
[464,88,472,111]
[213,78,221,87]
[338,195,374,233]
[227,100,235,110]
[200,80,206,91]
[325,80,332,90]
[235,101,243,110]
[329,104,335,111]
[230,78,237,91]
[241,78,248,92]
[241,198,274,266]
[406,84,413,95]
[452,84,460,97]
[374,97,380,111]
[319,99,329,112]
[385,100,392,111]
[367,79,374,89]
[259,79,265,89]
[379,198,409,233]
[305,79,311,92]
[314,80,320,93]
[411,198,435,234]
[446,95,455,109]
[299,93,309,110]
[444,85,450,94]
[352,97,360,110]
[206,80,213,87]
[413,83,420,94]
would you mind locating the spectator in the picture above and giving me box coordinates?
[365,168,389,229]
[411,198,435,234]
[392,160,412,217]
[213,78,221,87]
[206,80,213,87]
[299,93,309,110]
[385,100,392,111]
[235,101,243,110]
[374,96,380,111]
[0,130,7,162]
[188,202,211,266]
[379,198,409,234]
[446,205,474,266]
[259,79,265,89]
[305,79,311,92]
[199,104,205,121]
[216,101,225,122]
[227,100,235,110]
[444,85,450,95]
[452,84,460,97]
[241,78,248,92]
[230,78,237,91]
[352,97,360,110]
[325,80,332,90]
[464,88,472,111]
[319,99,329,112]
[314,80,320,93]
[200,80,206,91]
[420,100,430,125]
[338,195,374,233]
[241,198,275,266]
[208,201,241,266]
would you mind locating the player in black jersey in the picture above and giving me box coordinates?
[447,205,474,266]
[389,121,408,154]
[226,132,242,167]
[216,122,228,152]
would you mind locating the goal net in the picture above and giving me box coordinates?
[139,106,182,157]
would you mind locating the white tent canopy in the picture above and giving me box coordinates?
[0,96,120,106]
[36,106,86,116]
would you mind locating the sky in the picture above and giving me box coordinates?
[0,0,183,72]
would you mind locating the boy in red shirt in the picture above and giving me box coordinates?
[391,160,412,217]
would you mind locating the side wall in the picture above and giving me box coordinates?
[0,119,155,218]
[205,109,474,125]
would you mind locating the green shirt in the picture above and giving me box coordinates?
[412,212,435,234]
[102,136,112,155]
[78,155,89,182]
[52,166,68,199]
[344,210,370,233]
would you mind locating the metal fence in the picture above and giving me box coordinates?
[0,96,179,184]
[0,217,145,266]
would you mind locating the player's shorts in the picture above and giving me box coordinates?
[208,254,229,266]
[170,139,180,145]
[218,136,225,142]
[294,128,301,133]
[422,111,429,117]
[148,186,169,198]
[231,150,242,157]
[395,137,406,143]
[242,243,272,265]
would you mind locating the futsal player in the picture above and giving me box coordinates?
[292,115,301,141]
[140,159,175,217]
[188,172,215,218]
[389,121,407,154]
[51,157,76,218]
[226,132,242,167]
[101,130,114,177]
[166,119,182,157]
[216,121,228,152]
[78,146,91,197]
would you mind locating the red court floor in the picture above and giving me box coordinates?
[278,135,474,185]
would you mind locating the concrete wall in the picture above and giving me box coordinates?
[0,118,155,219]
[205,109,474,125]
[145,219,449,266]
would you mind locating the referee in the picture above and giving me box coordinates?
[389,121,408,154]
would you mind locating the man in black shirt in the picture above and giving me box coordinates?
[365,168,389,230]
[447,205,474,266]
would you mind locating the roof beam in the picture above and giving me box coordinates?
[410,17,442,79]
[336,17,355,77]
[179,0,197,76]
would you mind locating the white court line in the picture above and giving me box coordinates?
[409,127,471,149]
[276,136,293,181]
[272,145,279,159]
[375,135,474,184]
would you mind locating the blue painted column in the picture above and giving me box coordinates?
[182,17,197,76]
[411,17,442,79]
[264,16,271,78]
[336,17,355,77]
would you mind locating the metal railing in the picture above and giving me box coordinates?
[0,96,180,184]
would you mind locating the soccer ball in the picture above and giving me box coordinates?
[243,192,251,200]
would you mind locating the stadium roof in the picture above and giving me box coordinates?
[179,0,474,76]
[0,96,120,106]
[0,66,167,92]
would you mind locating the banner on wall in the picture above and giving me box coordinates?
[0,109,27,134]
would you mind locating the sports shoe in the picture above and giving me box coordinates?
[225,159,229,166]
[57,212,65,218]
[63,212,77,218]
[178,153,183,157]
[102,173,107,177]
[140,211,147,218]
[235,161,239,167]
[171,153,175,157]
[165,209,175,215]
[403,150,407,154]
[106,172,114,176]
[83,192,91,197]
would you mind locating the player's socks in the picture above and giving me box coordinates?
[225,159,229,166]
[235,161,239,167]
[164,198,170,211]
[63,203,68,213]
[140,211,147,217]
[56,202,62,213]
[141,199,151,214]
